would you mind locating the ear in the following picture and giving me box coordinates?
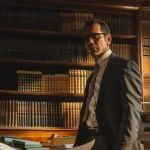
[106,34,112,45]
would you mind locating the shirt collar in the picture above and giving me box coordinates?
[96,49,112,67]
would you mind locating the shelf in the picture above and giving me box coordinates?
[143,54,150,56]
[143,45,150,47]
[112,35,136,44]
[141,21,150,24]
[112,35,136,39]
[0,28,136,42]
[0,127,77,139]
[0,90,84,102]
[0,28,81,40]
[144,86,150,88]
[144,73,150,76]
[0,126,78,131]
[0,59,94,70]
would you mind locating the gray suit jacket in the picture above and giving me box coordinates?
[74,53,142,150]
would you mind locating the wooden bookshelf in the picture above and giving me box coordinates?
[0,0,145,144]
[140,8,150,111]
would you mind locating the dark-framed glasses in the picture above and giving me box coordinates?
[82,33,107,42]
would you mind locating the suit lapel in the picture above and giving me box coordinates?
[97,53,117,103]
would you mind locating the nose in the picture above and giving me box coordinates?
[85,37,94,44]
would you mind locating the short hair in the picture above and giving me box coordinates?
[83,19,111,34]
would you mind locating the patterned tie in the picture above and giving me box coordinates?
[82,63,99,122]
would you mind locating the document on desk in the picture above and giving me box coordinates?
[0,142,20,150]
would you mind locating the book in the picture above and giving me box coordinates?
[52,136,75,146]
[0,135,22,141]
[14,147,49,150]
[0,136,22,146]
[12,139,41,146]
[13,144,42,149]
[12,139,42,149]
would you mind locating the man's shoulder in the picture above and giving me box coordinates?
[110,53,127,65]
[110,54,138,70]
[112,54,136,65]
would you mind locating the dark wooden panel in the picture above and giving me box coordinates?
[0,0,139,11]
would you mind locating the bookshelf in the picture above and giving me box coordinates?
[0,0,143,144]
[140,8,150,111]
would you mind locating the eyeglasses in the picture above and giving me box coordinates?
[82,33,107,42]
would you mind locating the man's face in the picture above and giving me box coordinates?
[83,23,111,61]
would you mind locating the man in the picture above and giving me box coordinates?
[74,19,143,150]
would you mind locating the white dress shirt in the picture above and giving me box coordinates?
[85,49,112,127]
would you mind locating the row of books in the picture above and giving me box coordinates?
[143,73,150,111]
[143,46,150,55]
[143,88,150,112]
[17,70,92,94]
[143,38,150,46]
[94,12,135,35]
[0,38,95,63]
[143,73,150,112]
[0,37,136,62]
[144,73,150,87]
[0,9,135,35]
[111,44,136,60]
[0,100,82,127]
[60,12,93,33]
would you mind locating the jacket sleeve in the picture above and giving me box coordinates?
[74,73,93,147]
[115,60,142,150]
